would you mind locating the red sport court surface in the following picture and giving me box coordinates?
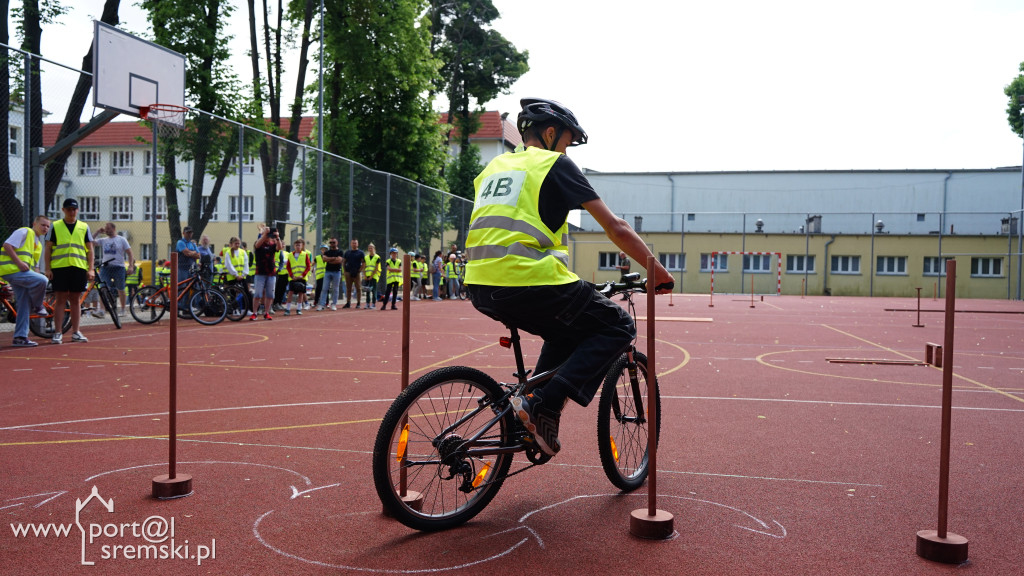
[2,294,1023,575]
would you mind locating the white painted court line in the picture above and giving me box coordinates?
[664,395,1024,413]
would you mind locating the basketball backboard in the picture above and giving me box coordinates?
[92,21,186,127]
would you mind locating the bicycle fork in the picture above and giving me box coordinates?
[614,349,648,425]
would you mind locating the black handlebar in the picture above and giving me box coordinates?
[593,273,675,297]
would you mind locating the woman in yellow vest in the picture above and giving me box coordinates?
[44,198,95,344]
[463,98,674,457]
[362,243,381,309]
[1,215,51,346]
[381,247,402,311]
[283,238,312,315]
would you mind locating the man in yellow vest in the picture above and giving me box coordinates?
[283,238,311,315]
[464,98,674,456]
[45,198,96,344]
[1,215,51,346]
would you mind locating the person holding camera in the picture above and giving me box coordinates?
[251,225,282,321]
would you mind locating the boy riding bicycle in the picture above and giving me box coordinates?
[464,97,674,457]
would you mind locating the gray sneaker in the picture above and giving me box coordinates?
[510,393,562,456]
[72,331,88,343]
[12,336,38,347]
[52,333,63,345]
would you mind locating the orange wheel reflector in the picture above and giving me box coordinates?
[396,424,410,462]
[610,436,619,462]
[472,462,491,488]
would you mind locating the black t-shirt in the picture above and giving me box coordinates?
[537,154,600,233]
[254,240,278,276]
[324,249,343,272]
[343,249,365,274]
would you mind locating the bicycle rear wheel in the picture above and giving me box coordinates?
[220,285,249,322]
[597,350,661,491]
[129,286,167,324]
[373,366,515,531]
[97,285,122,329]
[189,289,227,325]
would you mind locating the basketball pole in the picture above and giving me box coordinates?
[152,252,192,499]
[630,256,674,539]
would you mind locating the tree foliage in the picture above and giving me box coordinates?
[1005,62,1024,139]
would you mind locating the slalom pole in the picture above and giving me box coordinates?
[389,253,422,514]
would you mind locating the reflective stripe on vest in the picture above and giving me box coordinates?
[465,147,577,287]
[51,219,90,270]
[0,228,41,276]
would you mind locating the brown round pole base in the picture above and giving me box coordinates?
[916,530,968,564]
[629,508,675,540]
[152,474,193,500]
[382,491,424,518]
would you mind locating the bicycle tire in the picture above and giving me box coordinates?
[373,366,515,531]
[129,286,167,324]
[597,351,661,492]
[28,292,72,338]
[97,285,122,329]
[220,285,248,322]
[189,289,227,325]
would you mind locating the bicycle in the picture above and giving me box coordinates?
[0,280,72,338]
[78,273,123,329]
[214,273,251,322]
[372,273,663,531]
[128,265,227,326]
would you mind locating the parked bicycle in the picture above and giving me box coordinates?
[372,273,661,531]
[214,273,252,322]
[79,274,122,329]
[0,280,71,338]
[128,265,227,326]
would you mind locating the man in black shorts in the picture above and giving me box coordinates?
[341,239,365,308]
[45,198,95,344]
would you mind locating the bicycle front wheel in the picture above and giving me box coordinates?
[220,285,249,322]
[97,285,122,329]
[373,366,515,531]
[28,291,72,338]
[129,286,167,324]
[597,351,661,492]
[189,289,227,325]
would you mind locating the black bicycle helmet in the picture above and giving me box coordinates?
[517,97,588,148]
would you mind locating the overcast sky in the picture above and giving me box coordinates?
[18,0,1024,173]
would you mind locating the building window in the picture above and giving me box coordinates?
[203,196,218,221]
[917,213,926,222]
[687,213,695,221]
[144,196,167,221]
[78,196,100,221]
[786,254,815,273]
[9,126,19,156]
[831,255,860,274]
[743,254,772,273]
[598,251,619,270]
[79,151,101,176]
[110,197,133,221]
[49,196,63,220]
[144,150,165,175]
[659,253,685,272]
[110,151,134,175]
[231,155,255,175]
[970,257,1002,278]
[700,253,728,272]
[876,256,907,275]
[140,244,152,260]
[229,195,254,222]
[923,257,947,277]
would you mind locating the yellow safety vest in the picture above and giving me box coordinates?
[385,257,402,284]
[465,147,577,287]
[287,250,312,280]
[225,248,248,281]
[364,253,381,280]
[314,255,326,281]
[0,227,41,276]
[50,219,90,270]
[126,266,143,286]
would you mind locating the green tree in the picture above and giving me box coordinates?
[318,0,448,250]
[141,0,247,243]
[245,0,317,238]
[1005,62,1024,138]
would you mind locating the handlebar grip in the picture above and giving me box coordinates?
[655,281,675,292]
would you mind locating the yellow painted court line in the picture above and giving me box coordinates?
[821,324,1024,405]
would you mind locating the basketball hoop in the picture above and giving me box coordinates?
[140,103,187,139]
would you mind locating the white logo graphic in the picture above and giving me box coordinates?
[75,486,114,566]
